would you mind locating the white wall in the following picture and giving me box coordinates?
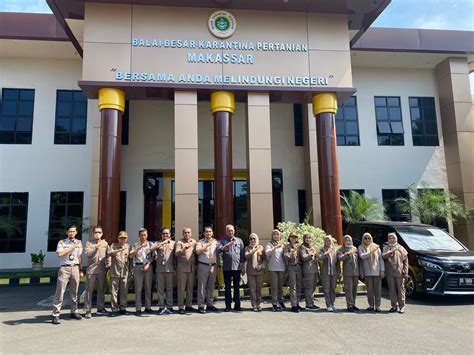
[339,67,449,202]
[0,58,91,269]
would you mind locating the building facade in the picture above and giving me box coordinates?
[0,1,473,269]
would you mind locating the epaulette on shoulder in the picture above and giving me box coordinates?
[58,240,64,245]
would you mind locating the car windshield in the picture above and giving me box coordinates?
[395,226,465,252]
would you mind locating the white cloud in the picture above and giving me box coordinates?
[413,15,450,30]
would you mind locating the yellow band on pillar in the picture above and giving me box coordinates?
[312,93,338,116]
[210,91,235,114]
[98,88,125,112]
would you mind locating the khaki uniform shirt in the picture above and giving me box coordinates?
[299,244,319,274]
[132,241,155,266]
[56,238,83,266]
[244,245,265,276]
[175,238,196,272]
[382,245,408,277]
[107,243,130,278]
[196,238,218,265]
[85,239,108,274]
[319,248,340,276]
[155,240,176,273]
[283,244,301,267]
[337,247,359,277]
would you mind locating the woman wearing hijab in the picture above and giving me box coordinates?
[245,233,265,312]
[283,233,302,313]
[265,229,287,312]
[319,235,340,312]
[358,232,385,312]
[299,233,320,311]
[337,235,360,312]
[382,232,409,314]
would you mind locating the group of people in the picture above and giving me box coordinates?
[51,224,409,325]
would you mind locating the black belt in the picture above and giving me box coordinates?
[61,264,79,267]
[135,263,143,265]
[199,261,216,266]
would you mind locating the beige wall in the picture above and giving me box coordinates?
[435,58,474,247]
[82,4,352,90]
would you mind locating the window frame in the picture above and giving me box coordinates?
[54,90,88,145]
[0,192,29,253]
[374,96,404,146]
[336,96,360,146]
[0,88,35,144]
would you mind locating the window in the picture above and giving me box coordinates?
[54,90,87,144]
[119,191,127,231]
[0,88,34,144]
[336,96,360,146]
[409,97,439,146]
[298,190,307,223]
[233,181,248,241]
[47,192,84,251]
[382,189,410,221]
[374,96,404,146]
[293,103,303,146]
[121,100,129,145]
[0,193,28,253]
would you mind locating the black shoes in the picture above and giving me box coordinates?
[366,307,375,312]
[158,308,166,315]
[135,310,142,316]
[206,305,219,312]
[198,307,206,314]
[178,309,185,315]
[291,306,300,313]
[144,308,153,314]
[352,305,360,311]
[347,306,355,312]
[233,306,242,312]
[119,309,127,315]
[389,307,397,313]
[305,305,320,311]
[279,302,287,310]
[185,306,197,313]
[52,316,60,325]
[96,308,109,316]
[70,313,82,320]
[224,307,232,312]
[272,305,282,312]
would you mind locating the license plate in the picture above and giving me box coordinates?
[459,278,473,286]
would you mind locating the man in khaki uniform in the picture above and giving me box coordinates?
[151,228,176,314]
[51,225,84,325]
[175,227,197,314]
[107,231,130,316]
[129,228,155,315]
[83,226,109,318]
[299,233,320,311]
[196,226,219,314]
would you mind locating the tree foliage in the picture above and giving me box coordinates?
[340,191,386,223]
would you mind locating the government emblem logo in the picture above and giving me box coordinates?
[208,10,237,38]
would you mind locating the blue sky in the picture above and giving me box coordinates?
[1,0,473,93]
[1,0,473,31]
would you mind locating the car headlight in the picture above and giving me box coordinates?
[419,260,443,271]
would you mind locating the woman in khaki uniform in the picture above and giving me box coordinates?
[358,233,385,312]
[337,235,360,312]
[299,233,320,311]
[244,233,265,312]
[382,232,408,314]
[283,233,302,313]
[264,230,286,312]
[319,235,340,312]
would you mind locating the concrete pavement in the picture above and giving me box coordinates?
[0,285,473,354]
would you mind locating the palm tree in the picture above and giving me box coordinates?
[0,215,22,237]
[340,191,385,223]
[395,187,472,226]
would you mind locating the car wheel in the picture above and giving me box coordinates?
[405,271,419,298]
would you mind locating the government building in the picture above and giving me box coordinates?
[0,0,473,269]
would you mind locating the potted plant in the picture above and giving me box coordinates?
[31,250,46,271]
